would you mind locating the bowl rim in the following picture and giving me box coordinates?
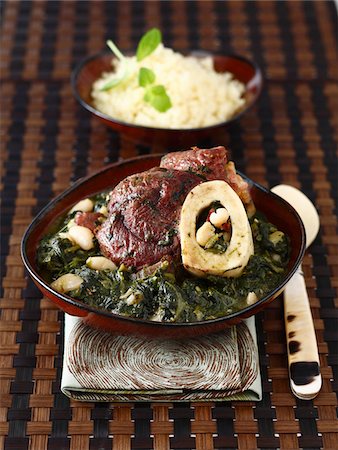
[71,50,263,133]
[21,154,306,330]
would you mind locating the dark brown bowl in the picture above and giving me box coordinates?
[21,155,305,339]
[71,51,263,148]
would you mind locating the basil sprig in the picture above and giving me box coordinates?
[139,67,172,112]
[100,28,172,113]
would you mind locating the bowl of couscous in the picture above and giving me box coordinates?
[71,29,262,148]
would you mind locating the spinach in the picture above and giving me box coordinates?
[205,234,229,254]
[37,202,290,323]
[251,214,290,264]
[157,279,188,322]
[37,234,99,281]
[181,279,237,321]
[93,191,110,211]
[71,267,126,311]
[36,191,106,281]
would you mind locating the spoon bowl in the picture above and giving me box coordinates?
[272,185,320,247]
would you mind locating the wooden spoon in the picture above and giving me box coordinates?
[271,184,321,400]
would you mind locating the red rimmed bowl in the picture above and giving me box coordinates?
[21,155,305,339]
[71,51,263,148]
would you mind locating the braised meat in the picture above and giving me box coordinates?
[96,167,202,269]
[95,146,255,270]
[75,212,103,232]
[160,146,230,180]
[160,146,255,216]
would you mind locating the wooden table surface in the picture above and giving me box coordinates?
[1,1,337,449]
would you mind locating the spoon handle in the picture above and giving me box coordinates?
[283,265,322,400]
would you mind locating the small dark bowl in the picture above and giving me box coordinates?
[21,155,305,339]
[71,51,263,148]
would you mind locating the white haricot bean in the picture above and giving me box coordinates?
[246,291,258,305]
[70,198,94,213]
[196,221,215,247]
[120,288,143,305]
[194,309,204,321]
[51,274,83,293]
[125,292,143,306]
[86,256,116,270]
[149,308,165,322]
[98,205,108,217]
[269,230,285,245]
[59,231,72,241]
[67,219,76,229]
[68,225,94,250]
[209,207,229,228]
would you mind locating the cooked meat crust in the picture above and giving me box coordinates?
[161,146,255,215]
[160,146,229,180]
[96,167,202,269]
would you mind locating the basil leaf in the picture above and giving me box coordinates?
[136,28,161,62]
[138,67,156,87]
[144,85,172,112]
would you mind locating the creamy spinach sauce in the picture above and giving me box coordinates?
[37,192,290,323]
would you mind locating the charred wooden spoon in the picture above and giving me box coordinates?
[271,184,321,400]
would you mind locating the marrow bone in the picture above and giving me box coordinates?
[179,180,254,277]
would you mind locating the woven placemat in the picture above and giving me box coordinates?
[1,1,337,449]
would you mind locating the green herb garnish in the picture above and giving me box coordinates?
[100,40,129,91]
[138,67,156,87]
[136,28,161,61]
[144,85,172,112]
[138,68,172,112]
[100,28,172,113]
